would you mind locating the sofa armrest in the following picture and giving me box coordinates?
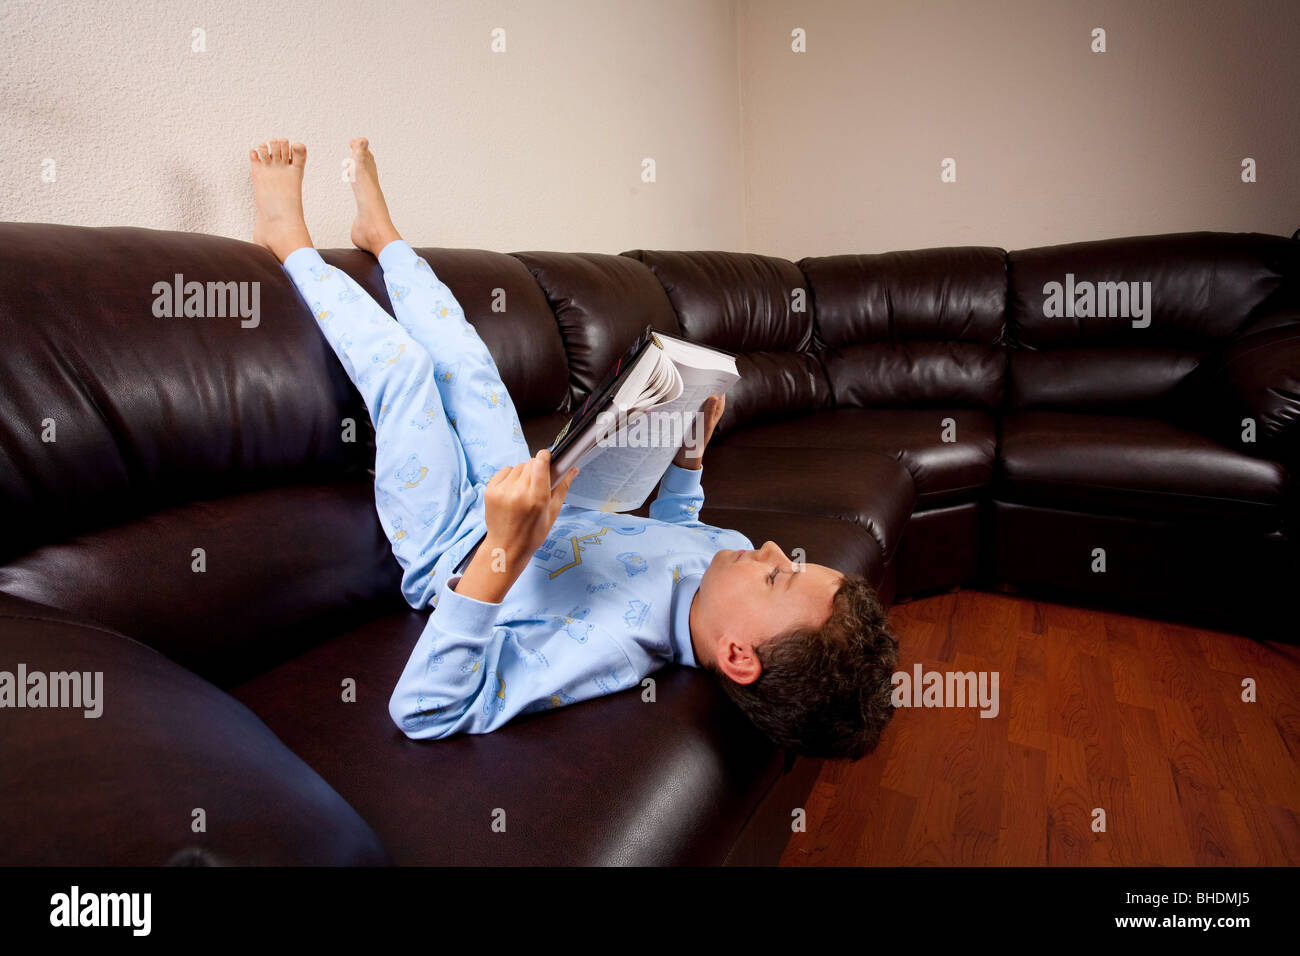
[0,593,391,865]
[1187,322,1300,468]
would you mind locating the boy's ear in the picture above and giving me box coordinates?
[716,631,763,686]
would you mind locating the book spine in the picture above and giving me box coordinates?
[548,323,657,453]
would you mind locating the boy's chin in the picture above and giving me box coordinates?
[699,550,724,583]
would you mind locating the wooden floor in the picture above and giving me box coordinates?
[781,589,1300,865]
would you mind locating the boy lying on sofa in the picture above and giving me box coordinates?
[248,137,898,759]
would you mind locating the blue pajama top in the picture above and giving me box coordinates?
[388,463,753,738]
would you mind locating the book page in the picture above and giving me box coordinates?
[657,335,738,375]
[561,352,683,510]
[551,345,666,478]
[561,357,738,513]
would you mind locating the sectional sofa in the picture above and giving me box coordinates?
[1,223,1296,865]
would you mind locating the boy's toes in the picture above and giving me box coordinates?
[257,142,271,163]
[249,147,261,164]
[290,142,306,164]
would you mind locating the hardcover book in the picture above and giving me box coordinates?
[547,324,741,512]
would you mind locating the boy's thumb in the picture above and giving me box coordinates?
[552,465,579,500]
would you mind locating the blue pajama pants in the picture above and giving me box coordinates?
[281,240,532,609]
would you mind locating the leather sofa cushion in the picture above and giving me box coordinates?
[1005,234,1300,413]
[998,411,1288,527]
[0,593,390,866]
[622,250,813,352]
[0,482,404,688]
[1008,347,1202,413]
[621,250,833,435]
[0,223,373,564]
[511,251,684,411]
[800,247,1007,409]
[799,247,1007,346]
[721,349,836,435]
[1181,320,1300,464]
[695,446,914,564]
[229,607,792,866]
[718,408,995,509]
[1008,231,1300,350]
[818,340,1005,409]
[521,411,573,456]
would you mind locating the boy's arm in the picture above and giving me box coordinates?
[648,461,708,525]
[648,394,725,526]
[455,448,577,604]
[388,449,578,739]
[387,569,505,738]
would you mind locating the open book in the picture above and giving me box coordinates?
[547,325,741,512]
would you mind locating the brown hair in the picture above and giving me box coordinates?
[704,573,898,761]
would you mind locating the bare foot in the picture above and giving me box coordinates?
[347,138,402,255]
[250,138,312,262]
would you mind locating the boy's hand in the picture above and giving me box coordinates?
[673,393,725,470]
[483,449,579,566]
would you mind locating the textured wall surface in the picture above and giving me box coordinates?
[740,0,1300,257]
[1,0,1296,256]
[0,0,744,253]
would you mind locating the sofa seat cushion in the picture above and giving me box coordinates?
[718,408,995,509]
[697,446,914,564]
[0,482,405,689]
[228,609,791,866]
[0,593,391,866]
[998,411,1288,528]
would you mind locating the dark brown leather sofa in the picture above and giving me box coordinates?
[1,223,1296,865]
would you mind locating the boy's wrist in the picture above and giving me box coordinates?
[455,533,527,604]
[482,532,534,576]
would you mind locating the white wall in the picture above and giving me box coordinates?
[739,0,1300,257]
[3,0,1296,258]
[0,0,745,253]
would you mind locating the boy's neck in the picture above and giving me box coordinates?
[687,588,709,668]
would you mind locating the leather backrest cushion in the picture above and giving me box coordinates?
[0,223,372,563]
[318,246,571,419]
[0,592,391,865]
[1008,348,1202,413]
[511,251,682,411]
[620,250,830,432]
[1182,320,1300,464]
[1007,232,1299,410]
[1008,231,1300,349]
[0,482,404,687]
[799,247,1007,408]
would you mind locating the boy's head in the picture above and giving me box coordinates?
[689,541,898,761]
